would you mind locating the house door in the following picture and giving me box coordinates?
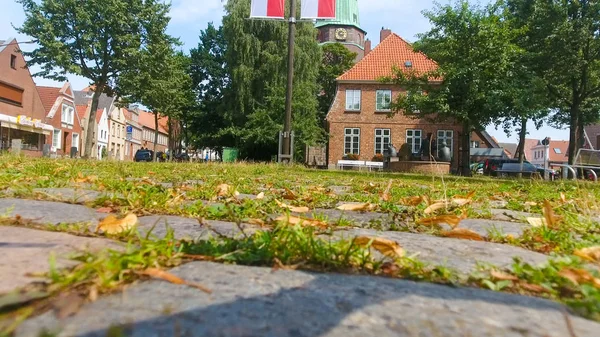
[63,131,69,153]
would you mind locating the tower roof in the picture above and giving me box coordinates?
[315,0,364,32]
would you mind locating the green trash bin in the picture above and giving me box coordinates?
[222,148,239,163]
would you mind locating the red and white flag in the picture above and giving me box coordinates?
[250,0,286,19]
[301,0,336,19]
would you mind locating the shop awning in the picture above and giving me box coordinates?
[0,113,53,136]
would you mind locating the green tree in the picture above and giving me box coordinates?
[188,23,229,150]
[17,0,170,158]
[388,0,519,176]
[507,0,600,165]
[223,0,323,161]
[317,43,356,122]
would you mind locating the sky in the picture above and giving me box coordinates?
[1,0,569,143]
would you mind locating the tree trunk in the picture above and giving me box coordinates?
[83,84,104,159]
[516,117,527,178]
[153,112,159,161]
[461,122,472,177]
[568,104,580,166]
[167,116,173,161]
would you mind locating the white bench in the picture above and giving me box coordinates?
[365,161,384,171]
[337,160,365,170]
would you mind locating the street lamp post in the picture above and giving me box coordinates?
[279,0,297,164]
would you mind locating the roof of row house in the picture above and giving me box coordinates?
[533,139,569,163]
[76,105,88,122]
[499,142,518,158]
[37,86,62,113]
[138,110,168,134]
[337,33,437,82]
[73,90,115,112]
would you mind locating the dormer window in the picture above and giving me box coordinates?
[405,61,413,68]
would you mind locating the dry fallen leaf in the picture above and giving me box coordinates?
[139,268,212,294]
[96,207,113,214]
[215,184,231,198]
[95,213,137,234]
[256,192,265,200]
[247,218,267,227]
[573,246,600,262]
[381,262,400,276]
[440,228,484,241]
[526,217,545,228]
[282,187,297,200]
[275,215,328,229]
[354,236,405,259]
[400,196,424,206]
[424,202,447,214]
[560,192,567,203]
[559,268,600,288]
[451,198,472,207]
[417,214,463,228]
[490,270,519,281]
[275,199,310,213]
[381,179,393,202]
[455,191,476,199]
[543,200,560,228]
[75,175,98,184]
[524,201,538,207]
[336,203,376,212]
[518,282,548,293]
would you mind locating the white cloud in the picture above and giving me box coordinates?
[169,0,225,23]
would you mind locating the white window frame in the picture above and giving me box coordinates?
[344,128,360,155]
[72,133,79,150]
[406,129,422,154]
[437,130,454,156]
[345,90,361,111]
[61,104,74,125]
[376,90,392,111]
[52,129,61,150]
[471,141,480,148]
[374,129,391,155]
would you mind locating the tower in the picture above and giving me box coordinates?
[315,0,368,62]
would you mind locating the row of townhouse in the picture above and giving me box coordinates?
[0,38,171,160]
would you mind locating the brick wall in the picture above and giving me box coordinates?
[0,41,45,121]
[327,83,463,168]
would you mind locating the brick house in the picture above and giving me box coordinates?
[0,38,53,155]
[139,110,168,154]
[327,30,491,171]
[37,83,83,157]
[124,106,143,161]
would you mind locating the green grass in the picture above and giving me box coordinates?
[1,154,600,330]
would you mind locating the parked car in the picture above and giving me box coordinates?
[484,158,557,179]
[173,152,190,162]
[134,149,154,162]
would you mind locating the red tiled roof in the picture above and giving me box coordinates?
[337,33,438,82]
[139,110,168,134]
[36,86,61,113]
[544,140,569,163]
[96,109,104,124]
[76,105,88,121]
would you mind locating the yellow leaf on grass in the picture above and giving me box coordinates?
[524,201,538,207]
[455,191,476,199]
[282,188,297,200]
[518,282,548,293]
[490,270,519,281]
[275,215,328,229]
[424,202,446,214]
[526,217,545,227]
[441,228,484,241]
[216,184,231,197]
[560,192,567,203]
[275,199,310,213]
[336,203,376,212]
[574,246,600,262]
[256,192,265,200]
[75,175,98,184]
[140,268,212,294]
[354,236,405,259]
[417,215,463,228]
[400,196,424,206]
[95,213,137,234]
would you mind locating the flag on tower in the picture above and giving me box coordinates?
[250,0,286,19]
[301,0,336,19]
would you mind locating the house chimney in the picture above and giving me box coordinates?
[364,39,372,56]
[380,27,392,42]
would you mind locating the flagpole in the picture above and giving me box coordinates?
[281,0,297,163]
